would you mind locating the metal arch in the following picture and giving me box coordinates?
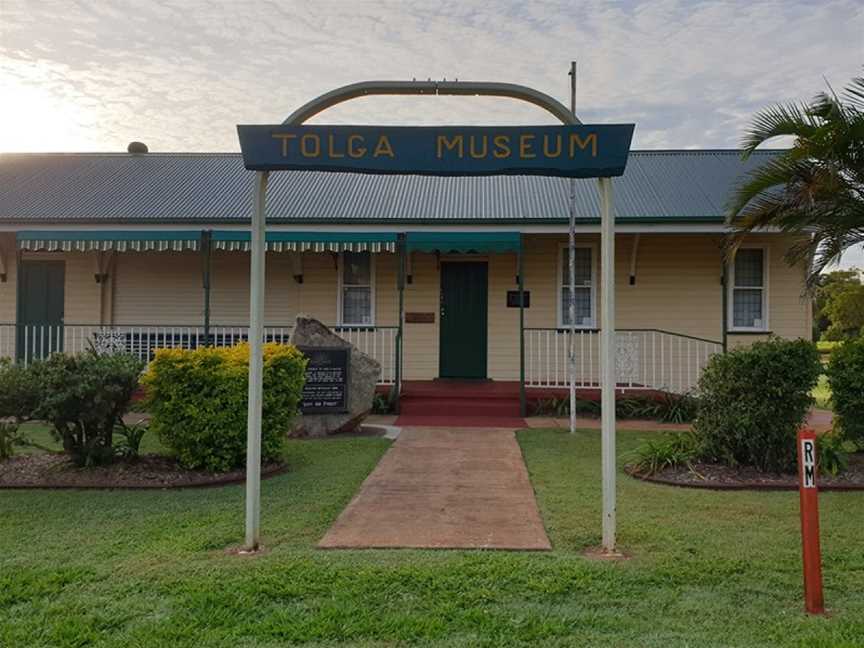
[282,80,581,126]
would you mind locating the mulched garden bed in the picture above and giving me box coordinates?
[0,453,286,489]
[626,453,864,491]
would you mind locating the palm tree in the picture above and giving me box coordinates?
[727,73,864,286]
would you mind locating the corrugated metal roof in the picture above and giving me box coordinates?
[0,150,779,224]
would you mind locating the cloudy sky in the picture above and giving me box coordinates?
[1,0,863,263]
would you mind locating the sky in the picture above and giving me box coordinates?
[1,0,863,265]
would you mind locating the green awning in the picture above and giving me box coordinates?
[406,232,522,254]
[17,230,201,252]
[212,231,397,253]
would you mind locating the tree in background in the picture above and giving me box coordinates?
[727,73,864,286]
[813,269,862,339]
[822,277,864,341]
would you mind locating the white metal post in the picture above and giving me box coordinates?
[599,176,617,553]
[245,170,269,551]
[568,60,577,435]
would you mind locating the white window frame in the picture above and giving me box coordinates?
[337,251,376,327]
[557,242,598,329]
[728,246,769,332]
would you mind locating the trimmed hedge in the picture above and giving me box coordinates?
[826,337,864,445]
[694,338,821,473]
[143,343,306,472]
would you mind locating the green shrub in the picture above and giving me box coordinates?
[817,431,850,476]
[144,343,306,472]
[826,337,864,445]
[0,422,21,460]
[0,359,42,460]
[30,352,144,467]
[694,338,821,473]
[628,430,703,476]
[0,359,41,422]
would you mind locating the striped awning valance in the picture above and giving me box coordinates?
[211,231,397,253]
[17,231,201,252]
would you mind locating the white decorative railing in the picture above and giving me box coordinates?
[524,328,723,394]
[0,324,398,385]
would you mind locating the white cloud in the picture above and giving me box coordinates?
[0,0,862,152]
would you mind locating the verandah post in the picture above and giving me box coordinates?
[393,233,406,412]
[518,237,526,417]
[201,229,212,347]
[245,170,268,551]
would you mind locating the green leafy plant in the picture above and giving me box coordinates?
[114,420,148,460]
[628,430,704,476]
[694,338,821,473]
[143,343,306,472]
[616,397,662,420]
[0,359,42,460]
[0,422,22,461]
[826,337,864,445]
[817,431,850,477]
[371,392,392,415]
[30,352,144,467]
[655,391,701,424]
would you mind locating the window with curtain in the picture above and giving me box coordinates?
[559,247,594,327]
[732,248,766,329]
[341,251,373,325]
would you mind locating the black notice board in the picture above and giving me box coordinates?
[507,290,530,308]
[298,346,350,414]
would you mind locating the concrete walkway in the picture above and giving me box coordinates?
[318,427,551,551]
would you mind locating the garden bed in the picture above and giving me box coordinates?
[626,453,864,491]
[0,453,286,489]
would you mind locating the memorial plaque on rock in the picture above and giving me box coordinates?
[298,346,350,414]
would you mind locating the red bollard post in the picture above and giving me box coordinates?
[797,428,825,615]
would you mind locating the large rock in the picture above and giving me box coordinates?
[289,316,381,437]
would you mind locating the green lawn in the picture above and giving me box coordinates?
[1,429,862,647]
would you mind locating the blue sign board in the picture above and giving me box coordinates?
[236,124,634,178]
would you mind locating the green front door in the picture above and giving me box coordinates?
[17,260,65,361]
[439,262,488,379]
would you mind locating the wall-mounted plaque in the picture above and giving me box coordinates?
[297,346,350,414]
[507,290,530,308]
[405,312,435,323]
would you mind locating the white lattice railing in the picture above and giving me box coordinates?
[524,328,723,394]
[0,323,398,385]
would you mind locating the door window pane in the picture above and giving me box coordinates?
[735,249,764,287]
[342,287,372,325]
[561,247,592,285]
[561,287,593,326]
[342,252,371,285]
[341,252,373,325]
[560,247,593,326]
[732,249,765,329]
[733,289,763,328]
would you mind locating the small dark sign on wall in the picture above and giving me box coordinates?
[297,346,350,414]
[507,290,530,308]
[405,311,435,323]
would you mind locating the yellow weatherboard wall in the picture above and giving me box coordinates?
[0,233,812,380]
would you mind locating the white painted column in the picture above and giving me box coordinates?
[245,170,269,551]
[599,176,617,553]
